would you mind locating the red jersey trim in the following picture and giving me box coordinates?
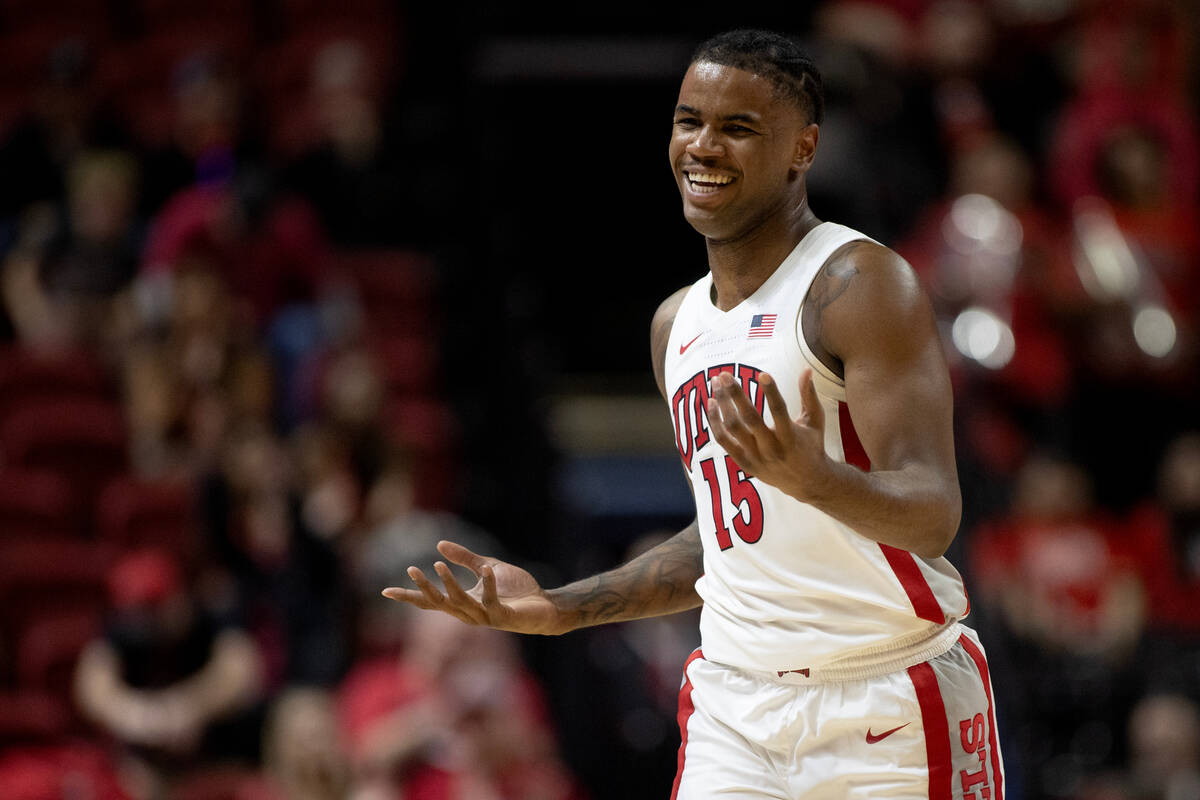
[838,402,947,625]
[670,648,705,800]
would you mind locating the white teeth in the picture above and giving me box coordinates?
[687,172,734,185]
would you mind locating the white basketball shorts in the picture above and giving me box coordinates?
[670,624,1004,800]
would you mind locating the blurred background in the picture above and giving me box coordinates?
[0,0,1196,798]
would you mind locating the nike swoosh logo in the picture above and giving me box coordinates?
[865,723,911,744]
[679,333,705,354]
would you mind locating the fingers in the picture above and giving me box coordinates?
[434,561,487,624]
[798,369,825,431]
[381,586,433,608]
[405,566,478,626]
[759,372,794,445]
[479,564,501,612]
[707,372,775,464]
[437,540,488,576]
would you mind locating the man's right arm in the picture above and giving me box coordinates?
[547,521,702,631]
[556,285,703,629]
[382,286,704,635]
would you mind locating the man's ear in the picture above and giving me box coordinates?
[792,123,819,174]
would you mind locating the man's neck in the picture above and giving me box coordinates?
[706,198,820,311]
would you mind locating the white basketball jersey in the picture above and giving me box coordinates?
[664,222,968,673]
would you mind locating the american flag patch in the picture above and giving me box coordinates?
[748,313,777,339]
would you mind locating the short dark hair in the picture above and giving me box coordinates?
[692,29,824,126]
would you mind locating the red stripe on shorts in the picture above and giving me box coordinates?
[960,634,1004,800]
[670,648,705,800]
[908,661,953,800]
[838,403,946,625]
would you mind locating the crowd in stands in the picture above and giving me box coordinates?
[0,1,1196,799]
[0,0,580,797]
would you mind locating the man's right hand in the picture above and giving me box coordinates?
[382,540,564,635]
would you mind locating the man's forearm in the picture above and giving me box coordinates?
[547,521,703,632]
[803,461,960,559]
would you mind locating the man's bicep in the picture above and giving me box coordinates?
[832,253,956,475]
[843,333,956,473]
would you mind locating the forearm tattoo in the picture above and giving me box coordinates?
[550,522,704,630]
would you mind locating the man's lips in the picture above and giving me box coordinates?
[684,171,737,194]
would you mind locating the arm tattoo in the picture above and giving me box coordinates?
[802,248,860,379]
[548,522,703,630]
[811,259,858,330]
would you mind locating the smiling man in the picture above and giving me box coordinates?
[384,29,1004,800]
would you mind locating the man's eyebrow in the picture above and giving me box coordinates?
[673,105,762,124]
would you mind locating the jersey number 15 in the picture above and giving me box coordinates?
[699,455,764,550]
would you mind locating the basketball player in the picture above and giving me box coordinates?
[383,29,1004,800]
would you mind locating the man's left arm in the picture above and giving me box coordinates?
[707,242,960,559]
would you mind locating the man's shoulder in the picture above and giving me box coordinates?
[651,285,694,400]
[815,239,922,317]
[803,236,929,371]
[653,285,692,328]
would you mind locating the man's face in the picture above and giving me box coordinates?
[669,61,816,241]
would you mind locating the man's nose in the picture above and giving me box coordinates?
[686,125,725,159]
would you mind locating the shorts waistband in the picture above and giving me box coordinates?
[738,623,964,685]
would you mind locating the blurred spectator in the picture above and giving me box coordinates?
[292,421,363,544]
[1127,434,1200,636]
[1,149,142,351]
[245,687,351,800]
[970,454,1146,796]
[0,40,132,231]
[281,39,420,248]
[899,134,1077,493]
[1124,434,1200,710]
[338,608,583,800]
[139,52,264,213]
[352,445,504,661]
[1127,694,1200,800]
[569,531,700,798]
[120,265,272,479]
[74,548,264,799]
[201,423,352,688]
[807,5,946,239]
[141,170,329,329]
[901,134,1076,404]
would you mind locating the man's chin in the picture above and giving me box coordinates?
[682,204,735,240]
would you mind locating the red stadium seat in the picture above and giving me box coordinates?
[275,0,399,30]
[0,692,72,748]
[0,346,113,429]
[0,469,80,540]
[263,89,320,158]
[370,335,438,400]
[0,539,115,646]
[0,399,127,514]
[0,743,127,797]
[169,768,262,800]
[0,0,109,32]
[96,476,197,557]
[332,250,437,336]
[254,18,398,99]
[384,398,458,510]
[16,609,100,698]
[131,0,255,32]
[0,22,109,95]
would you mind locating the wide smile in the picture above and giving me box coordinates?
[684,171,737,195]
